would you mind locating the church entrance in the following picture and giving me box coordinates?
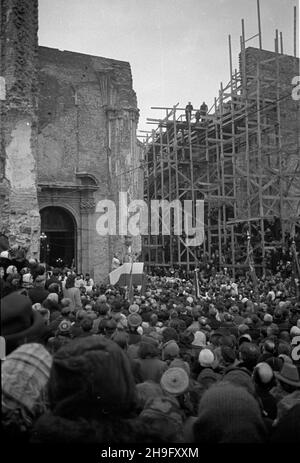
[40,206,76,268]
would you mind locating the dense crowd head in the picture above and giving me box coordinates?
[1,248,300,443]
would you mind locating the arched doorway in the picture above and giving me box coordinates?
[40,206,76,268]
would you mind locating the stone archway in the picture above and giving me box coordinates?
[40,206,76,268]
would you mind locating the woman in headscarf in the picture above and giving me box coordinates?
[2,343,52,442]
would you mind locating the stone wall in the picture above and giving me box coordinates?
[37,47,141,280]
[0,0,40,257]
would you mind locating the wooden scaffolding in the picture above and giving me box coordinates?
[141,4,300,275]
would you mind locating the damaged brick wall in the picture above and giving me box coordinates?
[37,47,141,280]
[0,0,40,257]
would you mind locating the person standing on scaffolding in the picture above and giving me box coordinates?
[200,101,208,121]
[185,102,193,123]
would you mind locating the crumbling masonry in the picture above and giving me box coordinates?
[0,0,142,280]
[0,0,41,258]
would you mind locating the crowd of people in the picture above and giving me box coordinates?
[1,246,300,443]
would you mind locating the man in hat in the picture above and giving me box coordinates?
[272,362,300,423]
[127,313,143,345]
[1,293,47,354]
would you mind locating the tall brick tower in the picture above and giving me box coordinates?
[0,0,40,258]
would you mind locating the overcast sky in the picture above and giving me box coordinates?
[38,0,299,134]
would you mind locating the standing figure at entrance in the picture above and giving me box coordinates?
[63,275,82,311]
[85,273,94,295]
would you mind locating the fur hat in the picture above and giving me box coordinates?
[47,337,137,417]
[1,294,47,354]
[162,340,180,360]
[127,313,142,328]
[136,381,164,408]
[140,396,184,442]
[194,381,267,442]
[160,367,189,396]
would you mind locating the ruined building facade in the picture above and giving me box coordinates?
[0,0,143,281]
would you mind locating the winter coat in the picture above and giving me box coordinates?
[62,287,82,311]
[28,287,49,304]
[132,357,167,383]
